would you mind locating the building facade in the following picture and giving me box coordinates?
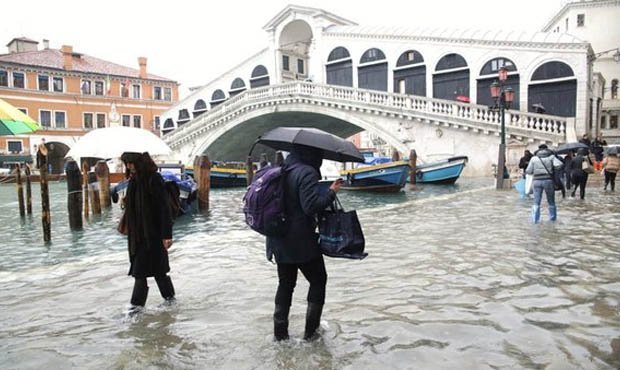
[0,37,179,173]
[542,0,620,141]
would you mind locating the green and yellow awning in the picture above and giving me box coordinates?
[0,99,40,136]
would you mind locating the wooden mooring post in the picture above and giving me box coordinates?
[38,148,51,242]
[81,161,90,218]
[15,164,25,217]
[25,164,32,215]
[95,160,111,209]
[88,171,101,215]
[391,148,401,161]
[66,160,83,231]
[193,155,210,211]
[245,155,254,186]
[409,149,417,187]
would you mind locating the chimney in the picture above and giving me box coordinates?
[61,45,73,71]
[42,39,49,49]
[138,57,147,79]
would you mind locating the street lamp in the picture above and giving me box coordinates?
[490,67,515,189]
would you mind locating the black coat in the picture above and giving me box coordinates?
[266,155,336,264]
[125,172,173,278]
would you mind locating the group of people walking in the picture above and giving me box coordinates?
[519,134,619,224]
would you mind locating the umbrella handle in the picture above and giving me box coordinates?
[247,138,260,158]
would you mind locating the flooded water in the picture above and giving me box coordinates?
[0,178,619,369]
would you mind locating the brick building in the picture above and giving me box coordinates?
[0,37,179,173]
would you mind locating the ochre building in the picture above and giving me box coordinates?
[0,37,179,173]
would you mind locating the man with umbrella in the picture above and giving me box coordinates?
[252,127,363,341]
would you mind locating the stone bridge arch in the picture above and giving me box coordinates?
[186,103,408,163]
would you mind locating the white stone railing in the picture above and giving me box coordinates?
[164,81,568,148]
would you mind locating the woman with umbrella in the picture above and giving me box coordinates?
[570,148,594,199]
[118,152,176,313]
[253,127,364,341]
[603,146,619,191]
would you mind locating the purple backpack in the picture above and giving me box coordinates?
[243,163,299,236]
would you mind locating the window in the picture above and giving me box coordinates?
[38,74,49,91]
[133,115,142,128]
[611,115,619,129]
[282,55,290,71]
[577,14,585,27]
[154,116,160,130]
[121,82,129,98]
[153,86,162,100]
[81,80,91,95]
[53,77,63,92]
[7,141,23,153]
[0,70,8,87]
[122,114,131,127]
[612,79,618,99]
[17,108,27,115]
[54,111,66,128]
[83,113,93,129]
[565,18,569,31]
[94,81,104,95]
[407,51,415,61]
[164,87,172,101]
[96,113,106,128]
[13,72,25,88]
[132,84,141,99]
[398,79,406,94]
[297,59,304,75]
[40,110,51,127]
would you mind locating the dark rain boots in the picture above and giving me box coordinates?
[273,305,290,341]
[130,278,149,308]
[303,302,324,341]
[155,275,176,302]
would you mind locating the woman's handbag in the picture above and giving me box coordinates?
[117,210,128,235]
[318,196,367,260]
[582,157,595,174]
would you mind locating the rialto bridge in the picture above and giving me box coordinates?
[160,5,591,177]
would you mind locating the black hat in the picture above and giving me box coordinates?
[120,152,143,163]
[538,144,548,150]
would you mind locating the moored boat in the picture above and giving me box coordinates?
[413,156,468,184]
[340,160,410,192]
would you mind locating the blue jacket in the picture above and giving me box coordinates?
[266,154,336,264]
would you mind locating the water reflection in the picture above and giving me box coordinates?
[0,179,618,369]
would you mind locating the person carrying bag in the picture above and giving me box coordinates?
[318,196,367,260]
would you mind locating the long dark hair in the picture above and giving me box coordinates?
[120,152,158,179]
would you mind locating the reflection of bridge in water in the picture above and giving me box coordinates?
[161,5,589,177]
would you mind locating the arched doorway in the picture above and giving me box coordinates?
[44,141,70,174]
[393,49,426,96]
[210,89,227,108]
[358,48,388,91]
[162,118,175,134]
[229,78,246,97]
[278,20,313,81]
[433,53,469,101]
[477,57,520,109]
[528,61,576,117]
[326,46,353,87]
[193,99,207,118]
[250,65,270,88]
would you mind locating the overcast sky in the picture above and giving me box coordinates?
[1,0,565,97]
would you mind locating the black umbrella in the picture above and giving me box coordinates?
[605,145,619,155]
[252,127,365,163]
[532,104,546,114]
[556,142,589,154]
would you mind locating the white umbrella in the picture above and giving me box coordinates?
[66,126,171,160]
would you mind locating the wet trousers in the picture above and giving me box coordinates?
[604,170,616,191]
[532,179,557,223]
[130,274,175,306]
[275,256,327,307]
[571,173,588,199]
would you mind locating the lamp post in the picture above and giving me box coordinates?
[490,67,515,189]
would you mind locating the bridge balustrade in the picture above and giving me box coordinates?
[164,81,569,150]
